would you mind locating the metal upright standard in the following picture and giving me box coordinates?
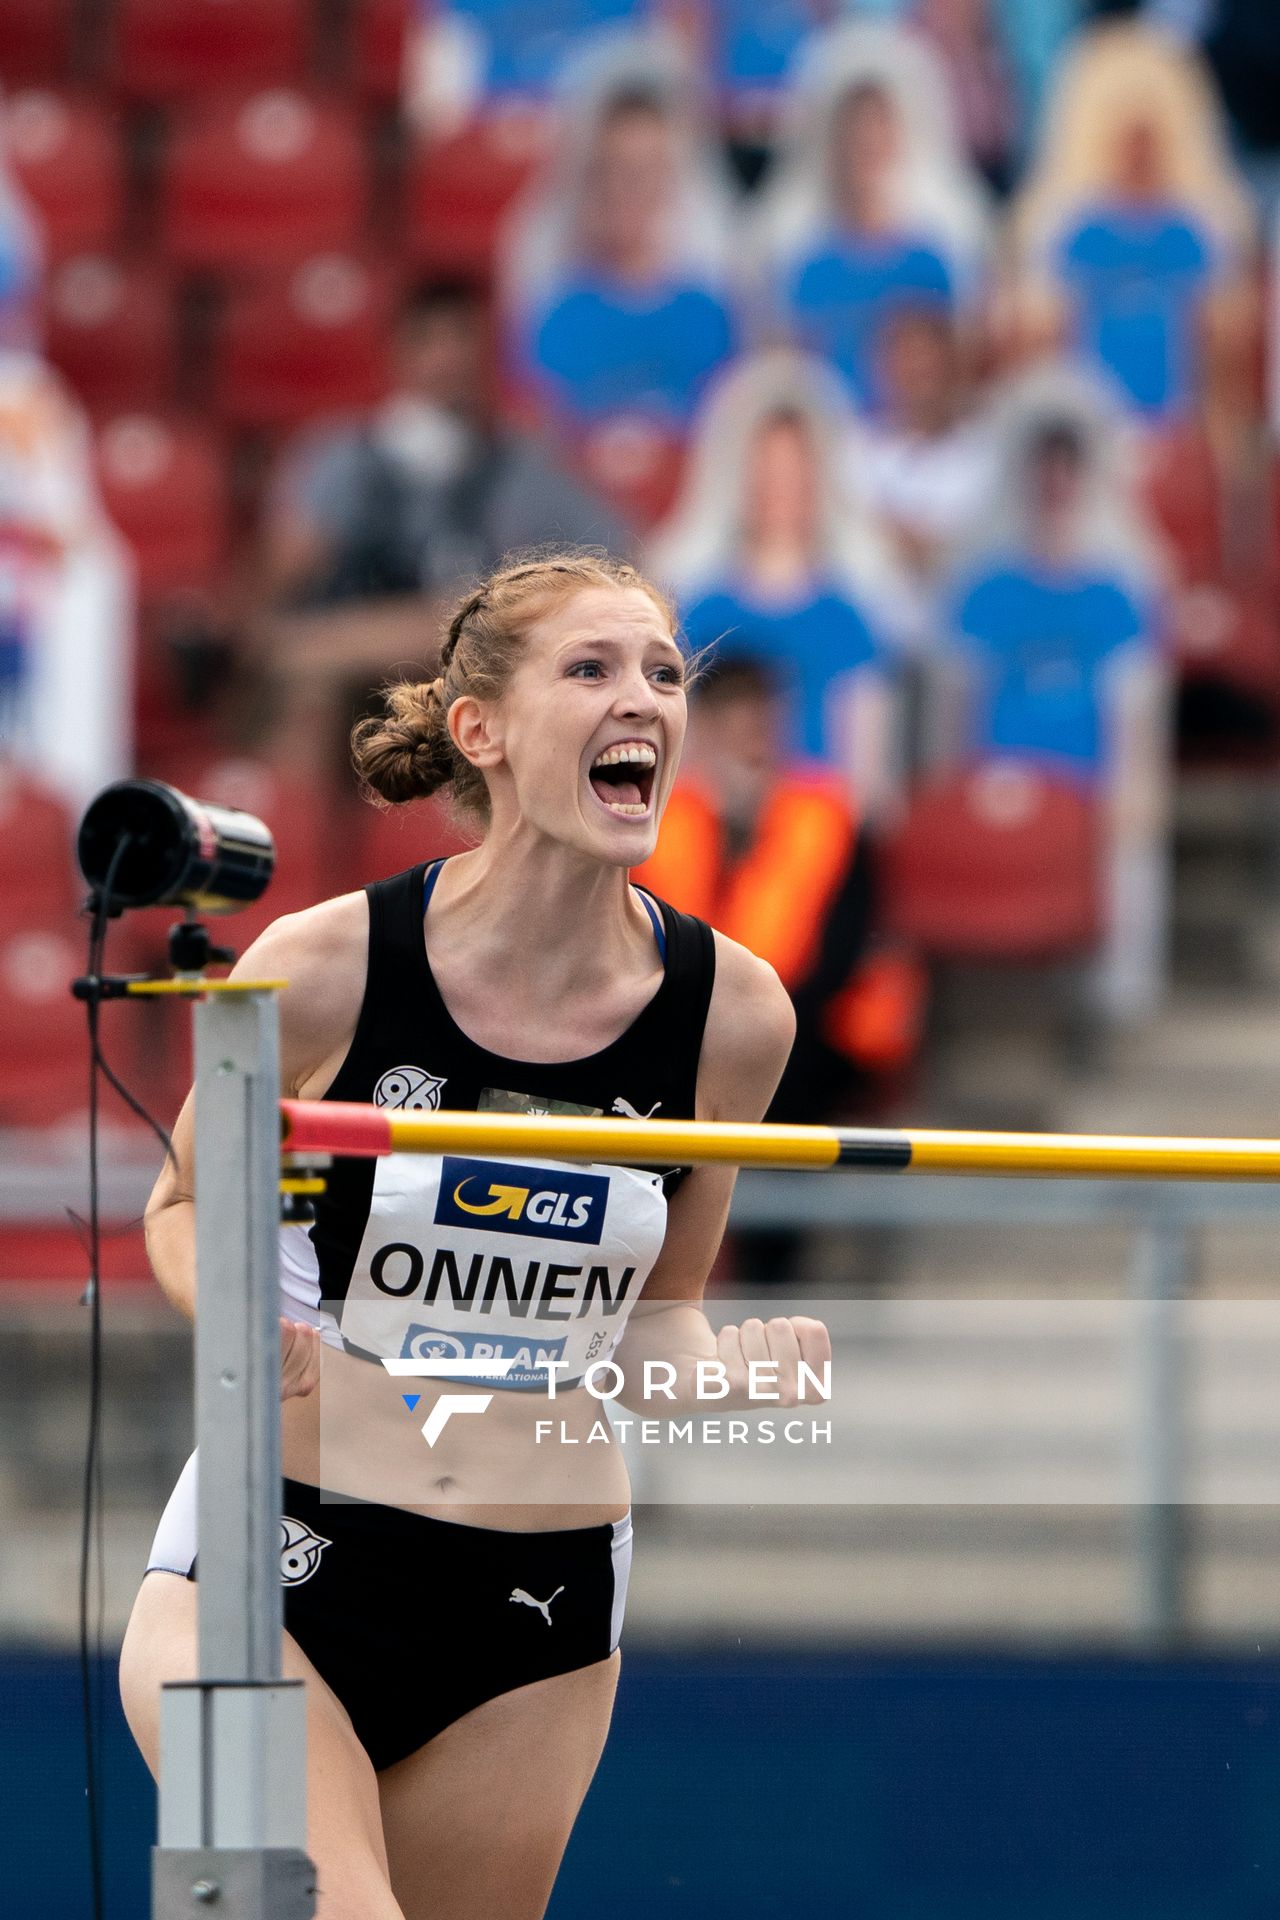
[1130,1204,1194,1644]
[152,986,316,1919]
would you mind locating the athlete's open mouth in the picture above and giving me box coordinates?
[587,741,657,818]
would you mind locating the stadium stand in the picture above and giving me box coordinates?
[94,414,231,603]
[111,0,314,104]
[5,90,125,261]
[0,918,87,1126]
[214,253,394,432]
[43,255,178,417]
[0,0,76,91]
[406,112,549,276]
[0,768,76,919]
[354,791,473,883]
[354,0,411,105]
[886,762,1102,961]
[160,89,368,276]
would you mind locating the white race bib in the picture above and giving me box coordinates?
[333,1150,668,1389]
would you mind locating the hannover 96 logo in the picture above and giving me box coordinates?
[373,1065,446,1110]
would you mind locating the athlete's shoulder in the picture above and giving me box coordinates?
[707,928,794,1045]
[699,929,795,1122]
[233,888,369,986]
[231,890,370,1092]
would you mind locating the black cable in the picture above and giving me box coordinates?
[76,838,176,1920]
[90,1043,175,1167]
[78,848,117,1920]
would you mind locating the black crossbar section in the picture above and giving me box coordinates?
[834,1132,913,1170]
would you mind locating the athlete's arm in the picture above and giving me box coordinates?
[612,931,829,1409]
[642,931,794,1299]
[143,892,368,1397]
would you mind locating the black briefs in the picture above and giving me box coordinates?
[146,1454,633,1772]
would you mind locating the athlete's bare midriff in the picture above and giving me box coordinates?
[281,1343,631,1531]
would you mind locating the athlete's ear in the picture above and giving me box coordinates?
[448,694,504,770]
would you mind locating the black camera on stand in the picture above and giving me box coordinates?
[74,778,276,989]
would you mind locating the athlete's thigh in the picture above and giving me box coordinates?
[377,1652,621,1920]
[119,1570,403,1920]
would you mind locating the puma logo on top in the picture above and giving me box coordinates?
[510,1585,564,1626]
[612,1097,661,1120]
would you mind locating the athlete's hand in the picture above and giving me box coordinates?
[280,1317,323,1401]
[715,1315,832,1409]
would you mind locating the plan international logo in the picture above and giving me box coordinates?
[399,1322,568,1391]
[434,1156,608,1244]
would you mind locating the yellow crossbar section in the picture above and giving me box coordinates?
[277,1101,1280,1180]
[901,1131,1280,1179]
[126,978,288,994]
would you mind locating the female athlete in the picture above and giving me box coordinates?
[119,552,830,1920]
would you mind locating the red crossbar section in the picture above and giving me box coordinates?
[280,1098,394,1156]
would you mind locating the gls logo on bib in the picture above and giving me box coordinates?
[434,1156,608,1244]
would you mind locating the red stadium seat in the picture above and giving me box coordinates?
[129,598,230,764]
[355,794,472,885]
[1174,585,1280,766]
[1176,587,1280,693]
[886,761,1102,961]
[5,91,124,261]
[1139,423,1223,585]
[162,91,368,277]
[216,254,393,431]
[43,256,178,418]
[95,415,230,602]
[157,756,330,949]
[354,0,410,103]
[0,0,76,89]
[0,768,76,921]
[406,111,548,276]
[571,419,686,533]
[0,1224,151,1284]
[0,919,87,1126]
[113,0,312,103]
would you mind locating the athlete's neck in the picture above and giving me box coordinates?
[426,833,655,1007]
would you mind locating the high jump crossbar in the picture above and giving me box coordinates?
[280,1100,1280,1182]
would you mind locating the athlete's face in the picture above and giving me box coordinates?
[479,586,687,865]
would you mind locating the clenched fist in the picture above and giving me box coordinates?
[715,1315,832,1408]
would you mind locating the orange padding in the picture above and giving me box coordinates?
[824,949,928,1074]
[634,774,858,990]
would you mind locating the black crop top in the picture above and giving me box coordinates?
[282,860,717,1385]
